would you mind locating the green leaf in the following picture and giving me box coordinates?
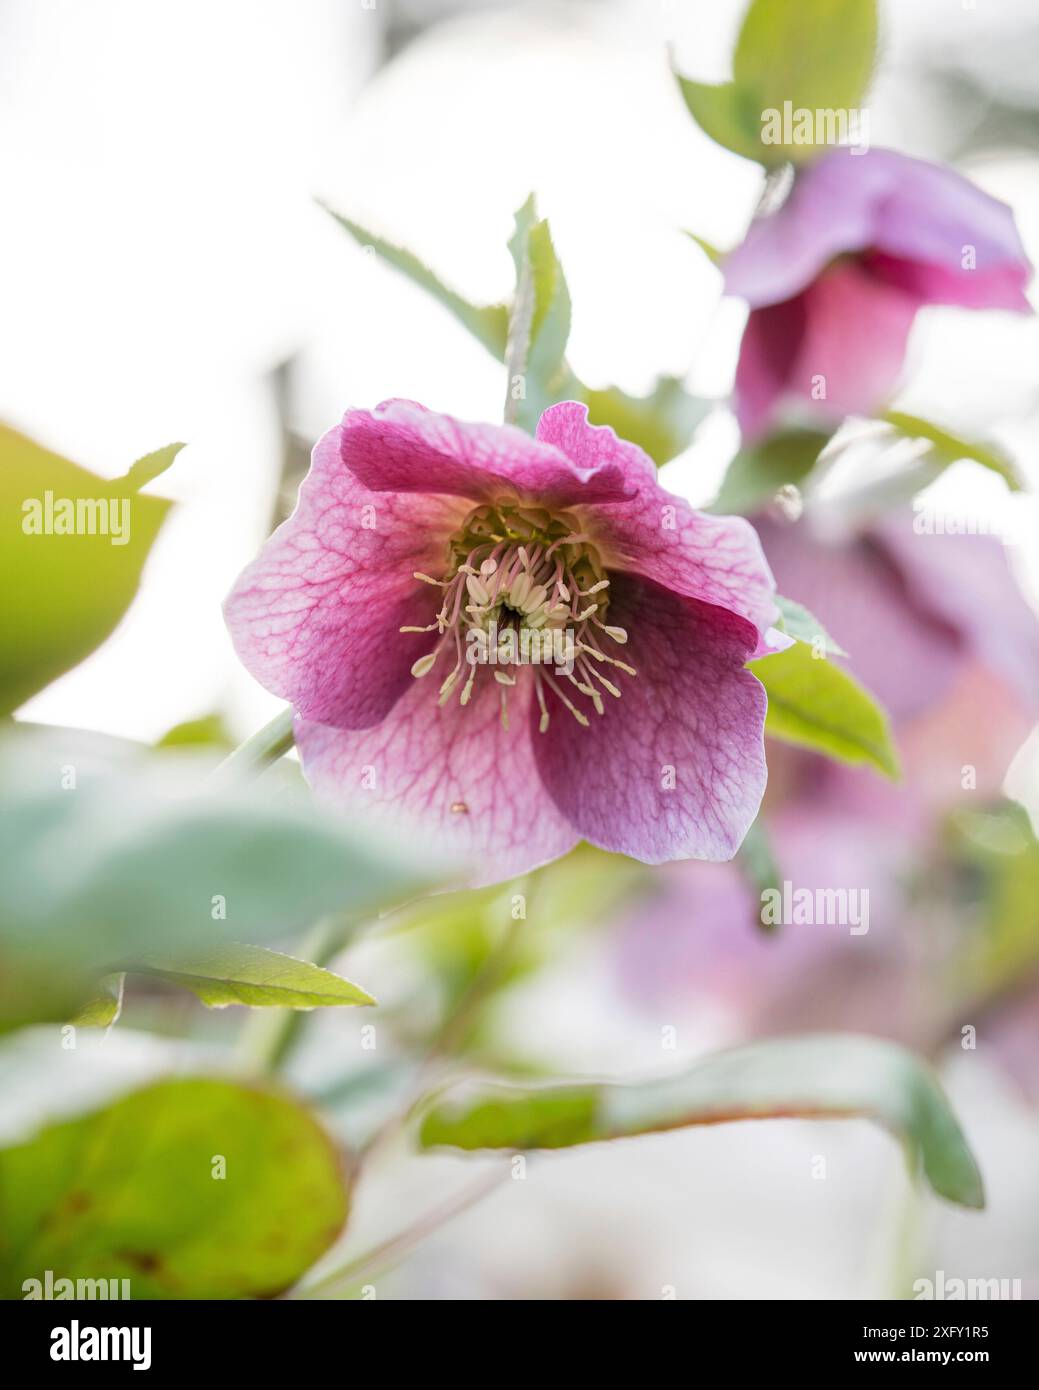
[0,729,436,1028]
[418,1033,984,1209]
[126,943,375,1009]
[750,641,899,778]
[673,75,768,166]
[735,820,783,934]
[0,1077,349,1298]
[156,712,234,751]
[582,378,710,468]
[676,0,878,165]
[116,442,186,493]
[68,973,124,1029]
[711,428,832,515]
[0,426,179,715]
[774,594,848,656]
[505,195,575,430]
[321,203,509,359]
[882,411,1022,491]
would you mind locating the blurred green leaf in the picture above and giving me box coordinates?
[582,379,710,467]
[505,195,575,430]
[711,428,832,515]
[419,1033,984,1208]
[0,426,180,715]
[68,973,124,1029]
[0,729,437,1028]
[156,713,234,751]
[0,1078,349,1299]
[736,820,783,934]
[882,411,1022,491]
[321,204,509,357]
[675,0,878,165]
[126,943,375,1009]
[774,594,848,656]
[750,641,899,777]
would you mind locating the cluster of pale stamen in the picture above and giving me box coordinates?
[401,503,636,731]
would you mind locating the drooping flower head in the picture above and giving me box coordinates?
[225,400,782,884]
[724,148,1033,439]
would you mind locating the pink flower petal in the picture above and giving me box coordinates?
[536,402,780,636]
[735,260,920,439]
[534,572,767,862]
[295,674,579,888]
[725,147,1032,310]
[341,398,634,508]
[224,424,468,729]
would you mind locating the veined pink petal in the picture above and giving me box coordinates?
[535,402,780,636]
[735,260,920,440]
[224,424,468,729]
[534,572,767,862]
[341,398,634,508]
[295,675,579,888]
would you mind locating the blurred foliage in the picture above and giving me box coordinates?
[325,199,708,465]
[773,595,847,656]
[711,428,832,515]
[157,712,234,751]
[0,728,434,1028]
[419,1033,983,1209]
[750,641,900,778]
[0,1078,348,1299]
[0,427,182,715]
[674,0,878,166]
[120,943,375,1010]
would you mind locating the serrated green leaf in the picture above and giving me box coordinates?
[505,195,575,430]
[321,203,509,358]
[750,640,899,777]
[711,428,832,515]
[117,442,186,493]
[0,1078,349,1299]
[0,426,179,715]
[774,594,848,656]
[883,411,1022,491]
[127,943,374,1009]
[418,1033,984,1209]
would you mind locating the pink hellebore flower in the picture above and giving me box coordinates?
[725,148,1033,439]
[225,400,781,884]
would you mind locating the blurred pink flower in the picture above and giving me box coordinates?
[615,507,1039,1043]
[225,400,782,883]
[724,149,1033,439]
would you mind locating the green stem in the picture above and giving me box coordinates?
[295,1167,508,1299]
[211,706,295,785]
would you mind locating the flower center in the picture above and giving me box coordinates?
[401,501,636,730]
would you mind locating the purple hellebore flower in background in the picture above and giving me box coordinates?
[224,400,783,884]
[724,148,1033,439]
[613,510,1039,1046]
